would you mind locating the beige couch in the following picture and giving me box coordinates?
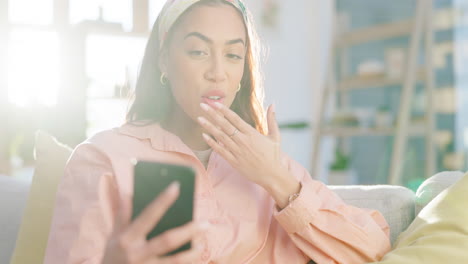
[1,131,464,263]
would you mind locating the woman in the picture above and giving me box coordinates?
[45,0,391,263]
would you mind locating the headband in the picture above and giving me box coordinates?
[158,0,248,49]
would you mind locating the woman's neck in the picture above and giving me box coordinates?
[162,107,211,151]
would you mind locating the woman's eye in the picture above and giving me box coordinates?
[188,50,207,57]
[227,54,243,60]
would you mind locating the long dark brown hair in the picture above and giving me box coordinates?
[126,0,267,134]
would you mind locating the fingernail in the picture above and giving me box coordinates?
[271,104,276,114]
[167,181,180,194]
[200,103,210,111]
[214,102,223,109]
[197,116,206,124]
[202,133,211,141]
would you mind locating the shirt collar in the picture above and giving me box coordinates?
[116,122,196,157]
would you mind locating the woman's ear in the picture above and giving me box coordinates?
[159,49,169,74]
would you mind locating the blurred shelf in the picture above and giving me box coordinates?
[313,1,437,184]
[320,125,426,137]
[337,68,426,91]
[335,10,462,49]
[336,19,414,47]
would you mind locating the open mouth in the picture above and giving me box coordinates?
[206,96,222,100]
[201,89,226,107]
[202,96,225,107]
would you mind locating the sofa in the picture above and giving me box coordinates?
[1,131,465,263]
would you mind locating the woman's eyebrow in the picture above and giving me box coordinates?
[184,32,245,46]
[184,32,212,43]
[226,38,245,46]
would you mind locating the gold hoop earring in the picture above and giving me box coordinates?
[160,73,168,85]
[237,83,241,92]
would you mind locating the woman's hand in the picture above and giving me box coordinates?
[102,182,207,264]
[197,103,300,208]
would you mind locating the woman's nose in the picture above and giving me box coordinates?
[204,54,227,83]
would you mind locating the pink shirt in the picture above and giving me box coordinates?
[45,123,391,264]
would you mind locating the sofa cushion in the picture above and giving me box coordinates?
[10,131,72,264]
[0,176,30,264]
[330,185,414,245]
[371,172,468,263]
[414,171,464,215]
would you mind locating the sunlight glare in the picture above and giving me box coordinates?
[70,0,133,31]
[9,0,53,25]
[149,0,166,27]
[86,34,146,98]
[7,29,60,107]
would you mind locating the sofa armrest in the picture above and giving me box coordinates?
[0,176,30,264]
[10,131,72,264]
[329,185,414,245]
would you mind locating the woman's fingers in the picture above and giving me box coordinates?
[197,116,240,154]
[201,133,237,163]
[148,246,204,264]
[200,103,238,137]
[266,104,281,142]
[106,182,209,263]
[143,221,209,257]
[123,182,180,241]
[211,102,254,134]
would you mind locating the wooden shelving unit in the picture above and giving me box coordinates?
[311,0,437,185]
[337,69,426,91]
[321,125,427,137]
[335,19,414,48]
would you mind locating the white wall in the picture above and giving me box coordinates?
[247,1,334,176]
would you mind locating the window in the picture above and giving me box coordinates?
[86,34,146,98]
[7,29,60,107]
[70,0,133,31]
[148,0,166,28]
[85,33,146,136]
[8,0,53,25]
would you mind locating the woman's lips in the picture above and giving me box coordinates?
[201,96,225,107]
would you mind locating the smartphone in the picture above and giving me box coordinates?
[132,160,196,255]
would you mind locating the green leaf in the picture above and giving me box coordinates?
[278,121,310,130]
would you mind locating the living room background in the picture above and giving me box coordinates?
[0,0,467,190]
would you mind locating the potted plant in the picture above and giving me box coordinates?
[374,106,393,128]
[328,148,356,185]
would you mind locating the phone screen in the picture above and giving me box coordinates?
[132,161,195,255]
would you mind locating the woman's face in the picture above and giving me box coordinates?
[162,4,247,124]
